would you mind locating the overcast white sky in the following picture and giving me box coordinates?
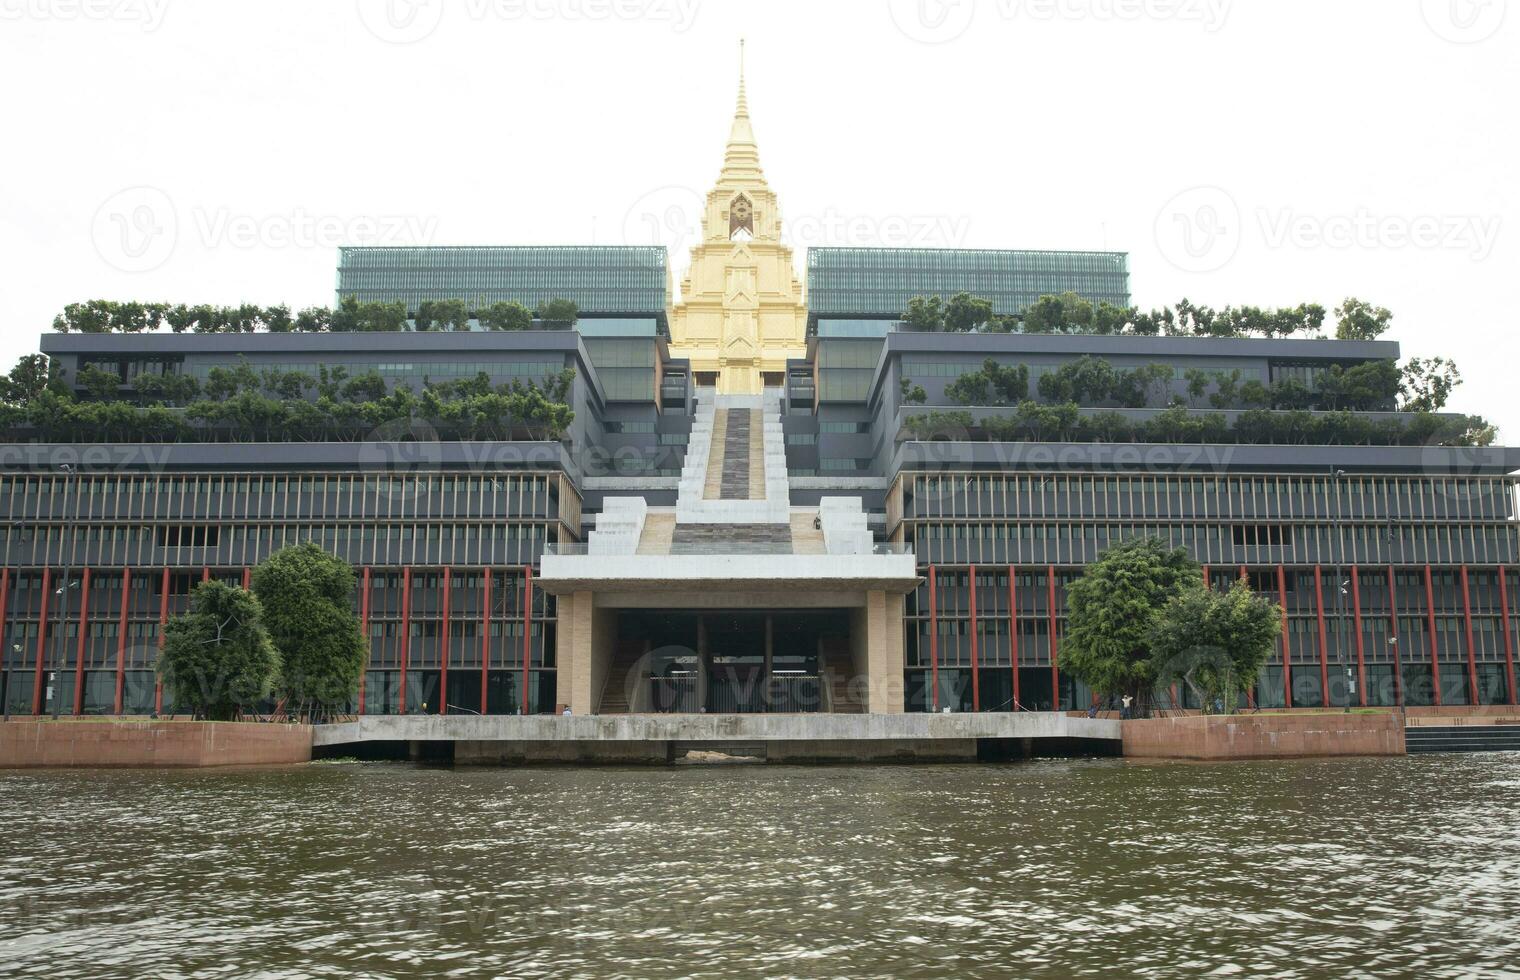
[1,0,1515,431]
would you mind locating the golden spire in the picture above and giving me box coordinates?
[736,38,748,117]
[723,38,762,181]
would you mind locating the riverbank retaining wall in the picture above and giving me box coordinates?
[1122,713,1406,761]
[0,720,313,768]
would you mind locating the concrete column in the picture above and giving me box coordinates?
[861,590,906,715]
[565,591,598,716]
[554,592,578,713]
[763,615,774,710]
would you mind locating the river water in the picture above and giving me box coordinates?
[1,755,1518,978]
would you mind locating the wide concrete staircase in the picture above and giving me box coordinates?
[587,497,647,556]
[598,641,648,715]
[676,389,791,525]
[592,387,881,559]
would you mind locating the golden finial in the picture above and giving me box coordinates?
[736,38,748,116]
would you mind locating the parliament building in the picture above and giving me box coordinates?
[2,58,1516,723]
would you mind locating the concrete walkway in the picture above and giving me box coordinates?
[315,712,1121,746]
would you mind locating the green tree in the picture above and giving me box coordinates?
[158,581,280,721]
[1400,357,1461,412]
[263,304,294,333]
[1334,298,1393,340]
[1149,579,1283,714]
[1338,360,1401,411]
[1128,363,1175,406]
[536,298,580,329]
[75,363,123,401]
[904,411,973,440]
[899,376,926,405]
[902,295,944,331]
[0,355,65,405]
[1208,369,1241,410]
[947,359,1028,406]
[1062,538,1200,715]
[417,299,470,332]
[1183,368,1211,407]
[479,301,534,332]
[341,371,388,403]
[1270,378,1314,410]
[1022,292,1093,334]
[294,306,332,332]
[251,543,367,718]
[942,292,995,333]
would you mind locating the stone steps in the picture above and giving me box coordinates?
[670,523,793,555]
[676,389,791,526]
[598,645,648,715]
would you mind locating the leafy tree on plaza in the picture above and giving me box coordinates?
[1149,579,1284,714]
[1062,538,1200,716]
[251,543,367,719]
[158,581,280,721]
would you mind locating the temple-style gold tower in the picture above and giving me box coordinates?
[670,44,808,395]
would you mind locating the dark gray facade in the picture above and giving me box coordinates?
[6,323,1520,717]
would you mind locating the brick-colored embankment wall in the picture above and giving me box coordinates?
[1123,713,1406,761]
[0,720,313,768]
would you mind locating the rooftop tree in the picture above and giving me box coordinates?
[479,301,534,332]
[1335,298,1394,340]
[536,298,580,329]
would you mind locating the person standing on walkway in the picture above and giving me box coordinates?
[1121,694,1134,720]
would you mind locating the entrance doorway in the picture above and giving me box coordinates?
[612,610,850,714]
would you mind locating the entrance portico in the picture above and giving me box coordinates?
[537,553,918,716]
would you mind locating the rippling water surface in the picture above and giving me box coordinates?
[2,755,1519,978]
